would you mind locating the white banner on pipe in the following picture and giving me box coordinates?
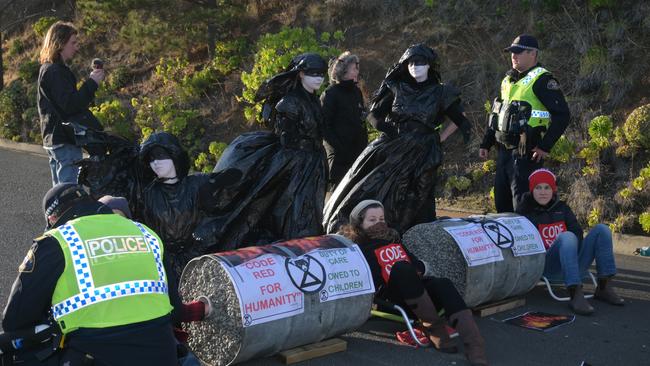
[219,254,305,327]
[443,224,504,266]
[218,243,374,327]
[494,216,546,257]
[313,246,374,303]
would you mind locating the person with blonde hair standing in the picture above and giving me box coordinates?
[38,21,105,185]
[321,51,368,188]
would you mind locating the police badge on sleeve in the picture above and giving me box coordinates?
[19,246,36,273]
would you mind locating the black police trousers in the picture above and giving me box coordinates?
[494,145,543,213]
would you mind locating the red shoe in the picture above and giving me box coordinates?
[446,325,459,338]
[396,328,430,348]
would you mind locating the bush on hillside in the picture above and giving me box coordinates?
[623,104,650,150]
[240,27,342,123]
[18,60,40,82]
[0,82,29,141]
[90,100,133,139]
[549,135,576,164]
[32,16,58,37]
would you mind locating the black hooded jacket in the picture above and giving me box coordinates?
[139,132,239,276]
[368,44,471,139]
[516,193,583,249]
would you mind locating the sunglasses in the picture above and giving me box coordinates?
[304,70,325,77]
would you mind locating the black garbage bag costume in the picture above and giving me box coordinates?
[203,53,328,250]
[76,130,145,215]
[323,44,472,234]
[139,132,241,278]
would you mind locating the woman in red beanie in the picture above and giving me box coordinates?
[516,168,624,315]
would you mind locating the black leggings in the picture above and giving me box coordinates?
[381,261,467,317]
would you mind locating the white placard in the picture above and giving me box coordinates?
[494,216,546,257]
[314,245,375,303]
[218,244,374,327]
[219,254,304,327]
[443,224,504,266]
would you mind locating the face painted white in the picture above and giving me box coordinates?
[408,63,429,82]
[301,75,325,93]
[150,159,178,183]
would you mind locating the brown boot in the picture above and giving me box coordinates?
[568,285,594,315]
[405,293,457,353]
[594,277,625,306]
[449,309,488,366]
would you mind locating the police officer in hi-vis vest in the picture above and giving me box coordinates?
[479,34,570,213]
[2,183,177,365]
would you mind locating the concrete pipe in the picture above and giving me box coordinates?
[402,213,546,307]
[179,235,375,365]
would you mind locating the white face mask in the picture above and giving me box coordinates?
[150,159,178,183]
[301,75,324,93]
[408,63,429,82]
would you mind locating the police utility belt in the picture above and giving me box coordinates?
[489,99,541,150]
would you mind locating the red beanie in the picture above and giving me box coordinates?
[528,168,557,192]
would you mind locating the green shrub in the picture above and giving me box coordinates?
[90,100,133,139]
[482,159,496,173]
[155,57,219,100]
[33,16,58,37]
[588,115,613,141]
[471,169,485,182]
[640,212,650,233]
[632,176,646,191]
[579,142,601,165]
[108,66,131,90]
[580,46,607,75]
[18,60,40,82]
[132,95,203,150]
[7,39,25,57]
[445,176,471,193]
[212,38,248,74]
[241,27,342,122]
[194,141,228,172]
[582,165,597,176]
[549,135,576,163]
[0,82,29,140]
[618,187,632,199]
[622,104,650,149]
[587,207,601,228]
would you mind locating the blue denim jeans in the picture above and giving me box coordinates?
[45,144,82,185]
[544,224,617,286]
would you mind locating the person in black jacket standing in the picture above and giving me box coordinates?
[320,52,368,188]
[340,200,487,366]
[38,21,104,186]
[516,169,624,315]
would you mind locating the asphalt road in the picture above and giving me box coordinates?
[1,146,649,365]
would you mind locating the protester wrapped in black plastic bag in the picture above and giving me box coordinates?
[138,132,241,278]
[198,53,329,250]
[77,130,241,278]
[76,130,144,216]
[323,43,473,234]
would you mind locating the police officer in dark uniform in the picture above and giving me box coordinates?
[479,34,570,213]
[1,184,177,365]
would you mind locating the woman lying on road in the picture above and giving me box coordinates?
[340,200,488,366]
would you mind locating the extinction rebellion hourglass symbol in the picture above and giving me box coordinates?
[285,255,326,293]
